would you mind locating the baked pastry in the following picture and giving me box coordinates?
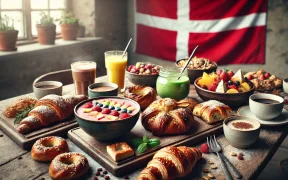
[17,94,87,134]
[4,98,37,118]
[106,142,134,161]
[193,100,233,124]
[31,136,69,162]
[137,146,202,180]
[49,152,89,180]
[142,98,198,136]
[124,85,157,109]
[245,69,282,91]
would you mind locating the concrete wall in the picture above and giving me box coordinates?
[127,0,288,78]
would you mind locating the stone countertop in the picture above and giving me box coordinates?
[0,76,287,180]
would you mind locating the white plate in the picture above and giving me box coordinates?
[237,106,288,126]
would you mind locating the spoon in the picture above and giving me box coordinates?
[177,45,199,80]
[121,38,132,59]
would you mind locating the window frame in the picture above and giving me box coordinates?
[0,0,67,44]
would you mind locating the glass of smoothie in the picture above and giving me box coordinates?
[71,61,96,95]
[156,67,190,100]
[105,50,128,91]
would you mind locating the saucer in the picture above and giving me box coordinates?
[237,105,288,126]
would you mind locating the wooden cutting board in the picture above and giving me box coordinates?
[0,111,78,150]
[68,116,224,177]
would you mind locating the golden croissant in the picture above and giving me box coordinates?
[142,98,198,136]
[137,146,202,180]
[17,94,87,134]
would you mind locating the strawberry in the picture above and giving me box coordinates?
[216,69,223,76]
[208,82,217,92]
[227,70,234,78]
[259,74,266,80]
[92,106,102,112]
[228,84,238,90]
[119,113,130,119]
[102,108,111,114]
[200,143,210,154]
[264,72,271,79]
[220,71,230,82]
[247,75,253,81]
[82,102,93,108]
[110,110,119,116]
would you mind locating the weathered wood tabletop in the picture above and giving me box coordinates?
[0,76,287,180]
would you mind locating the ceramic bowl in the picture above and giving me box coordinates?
[249,93,284,120]
[88,83,118,98]
[194,78,255,107]
[175,59,217,83]
[223,116,261,148]
[283,78,288,93]
[74,96,140,141]
[33,81,63,99]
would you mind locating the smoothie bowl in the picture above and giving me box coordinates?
[74,97,141,141]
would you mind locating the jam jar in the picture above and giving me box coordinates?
[156,67,190,100]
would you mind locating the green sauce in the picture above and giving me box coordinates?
[156,76,190,100]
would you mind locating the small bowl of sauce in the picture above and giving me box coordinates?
[88,83,118,98]
[249,93,284,120]
[224,116,261,148]
[33,81,63,99]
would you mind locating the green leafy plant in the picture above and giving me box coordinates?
[131,135,161,154]
[0,15,15,31]
[38,11,55,25]
[14,104,35,125]
[58,10,78,24]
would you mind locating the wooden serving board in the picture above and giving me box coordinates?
[68,116,224,177]
[0,110,78,150]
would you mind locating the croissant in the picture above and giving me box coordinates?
[137,146,202,180]
[17,94,87,134]
[124,85,157,109]
[142,98,198,136]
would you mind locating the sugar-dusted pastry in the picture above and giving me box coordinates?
[193,100,233,124]
[107,142,134,161]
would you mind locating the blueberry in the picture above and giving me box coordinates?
[92,101,99,106]
[122,108,127,111]
[98,103,103,107]
[244,77,248,81]
[122,109,127,113]
[103,104,109,108]
[235,81,240,86]
[228,80,233,85]
[116,107,121,111]
[127,110,132,113]
[109,106,115,110]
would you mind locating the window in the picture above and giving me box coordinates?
[0,0,66,40]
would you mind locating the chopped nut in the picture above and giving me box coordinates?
[207,160,214,164]
[207,173,214,179]
[202,176,210,180]
[211,165,217,169]
[231,152,237,156]
[203,168,209,173]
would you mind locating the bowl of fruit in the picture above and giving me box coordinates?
[194,69,255,107]
[126,62,161,87]
[176,56,217,83]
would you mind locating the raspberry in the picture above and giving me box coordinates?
[102,108,111,114]
[238,154,244,160]
[82,102,93,108]
[92,106,102,112]
[110,110,119,116]
[119,113,130,119]
[200,143,210,154]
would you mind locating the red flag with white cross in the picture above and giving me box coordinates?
[135,0,268,64]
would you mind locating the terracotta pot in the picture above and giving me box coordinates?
[60,23,79,40]
[36,24,56,45]
[0,30,18,51]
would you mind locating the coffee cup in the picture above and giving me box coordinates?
[33,81,63,99]
[88,83,118,98]
[283,78,288,93]
[224,116,260,148]
[249,93,284,120]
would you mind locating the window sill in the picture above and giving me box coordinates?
[0,37,103,59]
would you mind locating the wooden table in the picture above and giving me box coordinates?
[0,76,287,180]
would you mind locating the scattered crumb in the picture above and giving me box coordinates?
[211,165,217,169]
[208,173,214,179]
[203,168,209,173]
[231,152,237,156]
[239,152,244,156]
[202,176,210,180]
[207,160,214,164]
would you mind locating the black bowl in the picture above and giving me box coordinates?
[74,96,140,141]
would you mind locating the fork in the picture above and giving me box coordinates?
[207,135,242,180]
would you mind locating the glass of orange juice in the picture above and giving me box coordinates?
[105,50,127,91]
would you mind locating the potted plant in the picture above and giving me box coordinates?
[0,15,18,51]
[58,10,79,41]
[36,12,56,45]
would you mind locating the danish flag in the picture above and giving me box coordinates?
[135,0,267,64]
